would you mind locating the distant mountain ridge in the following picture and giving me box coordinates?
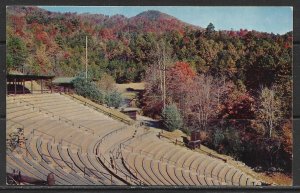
[128,10,201,33]
[7,6,201,34]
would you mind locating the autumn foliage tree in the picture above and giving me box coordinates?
[189,75,232,131]
[166,62,196,110]
[281,120,292,164]
[221,91,255,120]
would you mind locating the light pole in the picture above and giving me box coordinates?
[85,35,88,80]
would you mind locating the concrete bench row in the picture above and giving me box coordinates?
[7,93,261,186]
[7,94,129,185]
[121,137,261,186]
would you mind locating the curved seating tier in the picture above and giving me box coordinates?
[6,93,261,186]
[121,137,261,186]
[7,94,129,185]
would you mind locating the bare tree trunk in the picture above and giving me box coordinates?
[259,86,281,138]
[156,43,163,101]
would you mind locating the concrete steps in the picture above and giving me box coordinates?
[7,93,261,186]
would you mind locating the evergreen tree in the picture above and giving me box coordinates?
[206,22,215,33]
[7,36,28,71]
[161,104,183,131]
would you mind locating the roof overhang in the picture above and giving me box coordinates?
[7,74,55,81]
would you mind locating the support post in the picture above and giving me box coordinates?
[50,79,53,93]
[41,79,43,94]
[31,79,33,93]
[22,79,25,94]
[85,35,88,80]
[14,78,17,95]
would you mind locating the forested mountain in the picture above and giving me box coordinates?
[6,6,293,174]
[6,6,200,79]
[6,6,291,85]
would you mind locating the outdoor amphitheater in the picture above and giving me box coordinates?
[6,85,263,186]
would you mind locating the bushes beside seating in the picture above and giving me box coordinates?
[72,77,123,108]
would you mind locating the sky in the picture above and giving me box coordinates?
[39,6,293,35]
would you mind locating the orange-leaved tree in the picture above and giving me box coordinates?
[166,61,196,120]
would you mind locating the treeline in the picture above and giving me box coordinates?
[143,60,292,173]
[7,6,292,173]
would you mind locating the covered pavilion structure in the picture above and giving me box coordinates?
[7,74,55,95]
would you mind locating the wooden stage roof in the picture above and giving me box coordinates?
[7,74,55,82]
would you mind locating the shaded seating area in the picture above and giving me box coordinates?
[7,74,54,95]
[52,77,76,93]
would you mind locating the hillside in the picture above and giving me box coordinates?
[6,6,200,78]
[6,6,291,82]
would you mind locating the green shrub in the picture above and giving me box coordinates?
[161,104,183,131]
[223,127,244,158]
[213,127,244,159]
[213,128,225,149]
[72,76,123,108]
[105,91,123,108]
[72,77,105,103]
[181,126,191,136]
